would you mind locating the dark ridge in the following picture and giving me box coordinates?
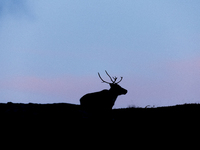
[0,102,81,121]
[1,102,200,123]
[112,103,200,122]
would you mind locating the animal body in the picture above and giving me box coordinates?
[80,71,127,111]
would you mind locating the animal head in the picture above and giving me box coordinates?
[98,71,128,95]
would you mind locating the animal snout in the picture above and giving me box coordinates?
[123,89,128,95]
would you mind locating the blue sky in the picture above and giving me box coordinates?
[0,0,200,108]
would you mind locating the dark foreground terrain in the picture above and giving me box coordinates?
[1,102,199,144]
[1,102,197,149]
[1,102,200,123]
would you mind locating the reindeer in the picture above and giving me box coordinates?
[80,71,127,112]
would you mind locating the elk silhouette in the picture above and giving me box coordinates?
[80,71,127,111]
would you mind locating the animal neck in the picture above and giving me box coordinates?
[109,88,119,99]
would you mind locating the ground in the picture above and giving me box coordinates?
[1,102,200,123]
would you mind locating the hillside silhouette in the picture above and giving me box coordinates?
[1,102,200,123]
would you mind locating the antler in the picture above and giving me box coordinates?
[98,70,123,84]
[116,77,123,84]
[98,72,111,84]
[105,70,114,83]
[112,76,119,83]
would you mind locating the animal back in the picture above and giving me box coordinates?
[80,90,116,110]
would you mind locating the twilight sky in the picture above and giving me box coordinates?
[0,0,200,108]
